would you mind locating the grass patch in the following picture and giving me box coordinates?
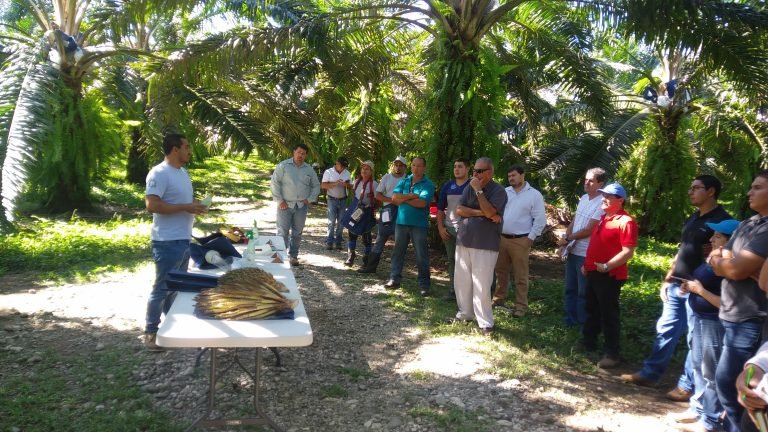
[407,405,493,432]
[0,344,180,431]
[381,237,677,381]
[320,384,348,398]
[407,370,436,382]
[338,366,372,382]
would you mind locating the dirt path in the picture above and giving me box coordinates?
[0,204,692,431]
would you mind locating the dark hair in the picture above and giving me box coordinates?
[454,158,470,167]
[336,156,349,168]
[293,143,309,152]
[412,156,426,166]
[756,170,768,182]
[587,167,607,183]
[508,164,525,175]
[162,134,186,155]
[695,174,722,199]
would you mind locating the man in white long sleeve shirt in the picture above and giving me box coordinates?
[493,165,546,317]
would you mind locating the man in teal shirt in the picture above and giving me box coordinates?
[384,157,435,296]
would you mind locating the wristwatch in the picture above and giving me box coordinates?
[601,263,609,272]
[476,189,484,195]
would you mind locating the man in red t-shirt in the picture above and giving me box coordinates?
[581,183,638,369]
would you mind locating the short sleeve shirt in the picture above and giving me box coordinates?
[437,179,470,229]
[719,215,768,323]
[570,194,604,257]
[352,178,378,207]
[673,206,732,279]
[584,209,638,280]
[376,173,404,199]
[145,161,194,241]
[393,175,435,228]
[321,167,351,199]
[456,181,508,251]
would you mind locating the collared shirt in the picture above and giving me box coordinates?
[376,173,404,199]
[270,157,320,208]
[321,167,351,199]
[456,181,507,251]
[145,161,194,241]
[438,179,470,229]
[393,174,435,228]
[584,209,638,280]
[570,194,604,257]
[500,182,546,241]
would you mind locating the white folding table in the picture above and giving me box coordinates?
[157,236,312,431]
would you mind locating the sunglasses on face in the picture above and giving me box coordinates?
[474,168,490,174]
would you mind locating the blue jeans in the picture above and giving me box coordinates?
[276,205,308,259]
[145,240,190,334]
[564,254,587,326]
[716,319,763,432]
[389,225,430,289]
[637,282,694,391]
[371,227,392,255]
[326,198,346,246]
[690,314,725,431]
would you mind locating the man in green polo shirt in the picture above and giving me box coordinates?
[384,157,435,297]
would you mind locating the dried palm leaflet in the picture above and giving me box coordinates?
[195,268,296,320]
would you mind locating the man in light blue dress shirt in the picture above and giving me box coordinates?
[270,144,321,266]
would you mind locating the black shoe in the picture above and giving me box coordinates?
[480,327,494,337]
[444,317,471,325]
[325,243,334,250]
[335,244,344,250]
[442,291,456,301]
[420,288,431,297]
[384,280,400,290]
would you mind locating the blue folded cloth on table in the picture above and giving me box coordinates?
[165,270,219,292]
[190,236,242,269]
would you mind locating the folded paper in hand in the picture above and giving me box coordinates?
[560,240,575,262]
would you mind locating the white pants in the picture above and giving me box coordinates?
[454,245,498,329]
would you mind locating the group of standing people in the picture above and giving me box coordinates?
[141,135,768,432]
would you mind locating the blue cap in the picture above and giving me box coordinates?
[597,183,627,199]
[706,219,740,236]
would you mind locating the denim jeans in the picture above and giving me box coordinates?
[145,240,190,334]
[276,205,308,259]
[442,226,457,291]
[716,319,763,432]
[326,198,346,246]
[564,254,587,326]
[389,225,430,289]
[370,228,392,255]
[690,314,725,431]
[637,282,694,391]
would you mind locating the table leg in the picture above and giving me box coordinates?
[184,348,285,432]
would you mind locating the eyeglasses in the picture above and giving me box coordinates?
[474,168,490,174]
[689,186,706,192]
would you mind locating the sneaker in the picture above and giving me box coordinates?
[512,309,526,318]
[597,355,621,369]
[620,372,656,387]
[419,288,431,297]
[143,333,164,352]
[480,327,494,337]
[289,257,300,266]
[384,280,400,290]
[666,386,693,402]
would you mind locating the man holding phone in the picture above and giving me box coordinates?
[621,176,731,405]
[321,156,352,250]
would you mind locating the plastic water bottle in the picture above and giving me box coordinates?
[252,219,259,242]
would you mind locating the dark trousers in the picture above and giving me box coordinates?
[582,271,624,358]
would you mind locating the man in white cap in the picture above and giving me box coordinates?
[358,155,407,273]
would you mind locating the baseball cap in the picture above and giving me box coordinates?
[362,160,374,170]
[705,219,740,236]
[597,183,627,198]
[393,155,407,165]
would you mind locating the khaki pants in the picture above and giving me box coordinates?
[494,236,530,311]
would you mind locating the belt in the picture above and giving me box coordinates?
[327,196,346,201]
[501,233,529,239]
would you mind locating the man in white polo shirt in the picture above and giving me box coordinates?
[320,156,351,250]
[557,167,606,327]
[494,164,546,317]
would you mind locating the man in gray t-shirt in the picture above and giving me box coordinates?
[451,157,507,336]
[143,134,208,351]
[708,170,768,429]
